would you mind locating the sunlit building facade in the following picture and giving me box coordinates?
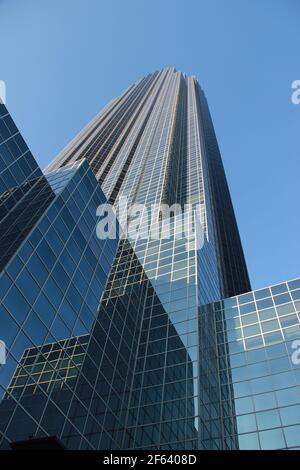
[206,278,300,449]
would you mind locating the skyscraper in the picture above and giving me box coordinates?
[0,68,299,450]
[47,67,250,300]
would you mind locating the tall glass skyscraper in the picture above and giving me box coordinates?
[0,68,299,450]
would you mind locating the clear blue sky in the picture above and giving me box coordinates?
[0,0,299,291]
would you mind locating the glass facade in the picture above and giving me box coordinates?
[209,278,300,449]
[0,123,118,447]
[0,69,298,450]
[0,104,42,193]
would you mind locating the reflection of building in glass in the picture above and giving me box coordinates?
[0,68,299,450]
[0,244,199,449]
[5,336,88,399]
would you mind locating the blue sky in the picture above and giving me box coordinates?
[0,0,299,290]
